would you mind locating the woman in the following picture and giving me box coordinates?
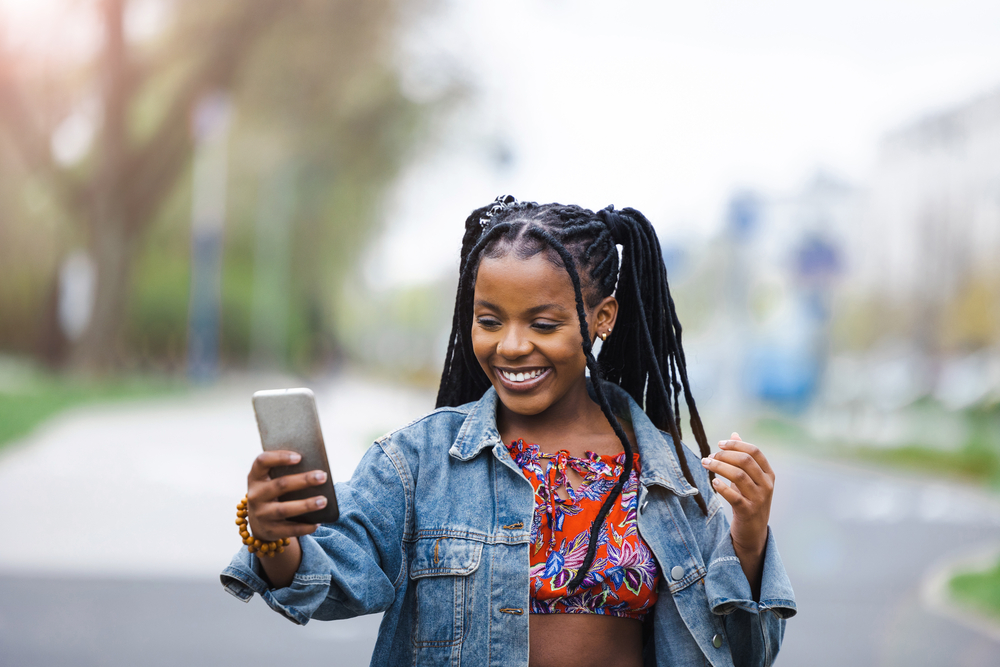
[222,198,796,666]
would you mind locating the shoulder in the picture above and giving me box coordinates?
[373,401,485,473]
[380,403,474,446]
[349,403,478,498]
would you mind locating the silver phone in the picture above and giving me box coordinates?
[251,388,339,524]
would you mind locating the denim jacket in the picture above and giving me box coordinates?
[221,383,796,666]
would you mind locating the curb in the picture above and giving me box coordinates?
[920,542,1000,643]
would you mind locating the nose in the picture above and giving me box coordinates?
[496,324,532,359]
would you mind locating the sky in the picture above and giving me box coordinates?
[370,0,1000,288]
[3,0,1000,289]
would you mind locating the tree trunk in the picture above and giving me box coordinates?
[69,216,135,371]
[67,0,131,373]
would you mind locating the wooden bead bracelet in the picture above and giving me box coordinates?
[236,495,290,557]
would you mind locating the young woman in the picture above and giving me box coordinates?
[222,198,796,667]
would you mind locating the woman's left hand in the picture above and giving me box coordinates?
[701,432,774,594]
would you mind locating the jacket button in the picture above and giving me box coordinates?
[670,565,684,581]
[712,634,723,649]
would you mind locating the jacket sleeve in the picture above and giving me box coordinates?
[684,446,797,667]
[219,436,410,626]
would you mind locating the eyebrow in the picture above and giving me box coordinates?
[474,299,569,315]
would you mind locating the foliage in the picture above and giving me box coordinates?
[0,0,449,373]
[751,400,1000,488]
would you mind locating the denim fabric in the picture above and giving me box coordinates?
[221,383,796,667]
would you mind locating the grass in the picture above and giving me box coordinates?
[848,443,1000,487]
[749,401,1000,489]
[0,373,184,450]
[849,402,1000,488]
[950,559,1000,622]
[753,401,1000,620]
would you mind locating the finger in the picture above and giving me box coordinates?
[269,494,330,520]
[718,438,775,478]
[266,469,328,499]
[710,476,746,509]
[252,521,321,541]
[249,450,302,482]
[280,523,322,538]
[702,456,760,499]
[710,450,768,487]
[731,432,741,441]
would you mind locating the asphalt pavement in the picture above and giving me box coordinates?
[1,374,999,666]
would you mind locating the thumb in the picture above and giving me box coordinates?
[731,432,741,441]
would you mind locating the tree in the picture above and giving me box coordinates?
[0,0,438,372]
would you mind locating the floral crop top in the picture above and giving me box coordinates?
[506,439,660,620]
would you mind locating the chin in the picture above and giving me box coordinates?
[493,385,551,416]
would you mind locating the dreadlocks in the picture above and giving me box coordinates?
[435,198,712,590]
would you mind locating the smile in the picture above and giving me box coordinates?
[494,367,551,391]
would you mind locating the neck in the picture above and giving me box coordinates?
[496,377,613,451]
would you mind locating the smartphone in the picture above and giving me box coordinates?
[252,388,339,524]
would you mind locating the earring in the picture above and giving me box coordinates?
[600,332,608,341]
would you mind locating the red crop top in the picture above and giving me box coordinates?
[506,439,660,620]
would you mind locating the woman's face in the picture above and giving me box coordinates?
[472,251,615,417]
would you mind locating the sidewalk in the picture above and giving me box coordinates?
[0,373,434,579]
[3,375,1000,666]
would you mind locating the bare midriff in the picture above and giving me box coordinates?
[529,614,643,667]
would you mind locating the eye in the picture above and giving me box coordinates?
[532,321,559,332]
[476,316,501,329]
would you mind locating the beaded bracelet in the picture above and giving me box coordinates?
[236,495,291,557]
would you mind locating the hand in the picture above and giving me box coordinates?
[701,433,775,595]
[246,450,328,542]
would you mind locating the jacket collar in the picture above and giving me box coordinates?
[449,383,699,498]
[449,386,503,461]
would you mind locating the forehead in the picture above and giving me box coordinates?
[474,253,575,312]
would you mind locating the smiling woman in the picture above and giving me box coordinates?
[222,197,796,667]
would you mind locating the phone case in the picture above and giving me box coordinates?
[252,388,339,523]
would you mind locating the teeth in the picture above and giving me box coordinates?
[500,369,544,382]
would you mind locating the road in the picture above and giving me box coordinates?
[1,374,999,665]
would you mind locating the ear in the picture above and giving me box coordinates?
[589,295,618,341]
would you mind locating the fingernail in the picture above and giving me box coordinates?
[701,457,711,467]
[315,496,327,508]
[289,453,301,463]
[312,471,327,483]
[712,477,722,487]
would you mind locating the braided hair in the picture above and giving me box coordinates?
[436,198,712,590]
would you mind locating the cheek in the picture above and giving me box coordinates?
[470,329,493,368]
[543,338,587,371]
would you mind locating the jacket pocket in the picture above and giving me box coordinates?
[409,536,484,647]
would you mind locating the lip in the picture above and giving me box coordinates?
[493,366,552,393]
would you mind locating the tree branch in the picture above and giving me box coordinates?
[0,53,85,210]
[123,0,295,232]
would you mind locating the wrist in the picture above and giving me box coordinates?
[730,522,767,559]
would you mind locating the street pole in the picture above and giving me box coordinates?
[186,91,232,381]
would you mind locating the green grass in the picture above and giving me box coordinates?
[0,375,184,449]
[950,559,1000,621]
[848,443,1000,487]
[749,402,1000,489]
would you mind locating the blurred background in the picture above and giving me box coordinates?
[2,0,1000,665]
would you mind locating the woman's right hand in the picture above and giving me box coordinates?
[246,450,329,541]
